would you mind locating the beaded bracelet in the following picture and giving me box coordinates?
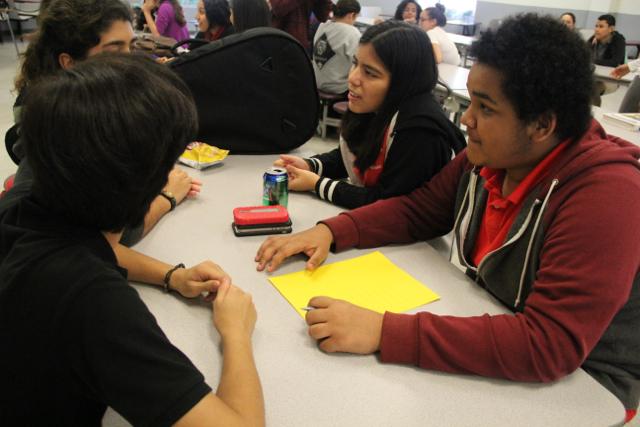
[163,263,185,293]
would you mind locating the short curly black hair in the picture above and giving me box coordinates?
[469,13,593,142]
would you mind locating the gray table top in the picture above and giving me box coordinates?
[104,148,624,426]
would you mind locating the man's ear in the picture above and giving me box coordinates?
[58,53,75,70]
[529,112,558,144]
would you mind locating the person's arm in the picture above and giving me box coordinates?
[142,0,161,37]
[72,273,263,426]
[112,244,230,298]
[139,167,202,238]
[377,163,640,383]
[323,150,470,251]
[431,42,443,64]
[308,148,349,179]
[175,283,265,427]
[255,153,470,272]
[313,128,452,209]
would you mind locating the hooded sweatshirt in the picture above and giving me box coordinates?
[306,91,466,209]
[322,119,640,410]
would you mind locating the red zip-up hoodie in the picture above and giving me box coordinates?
[322,119,640,411]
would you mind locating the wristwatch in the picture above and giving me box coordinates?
[159,190,177,212]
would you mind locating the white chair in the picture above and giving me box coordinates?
[6,0,38,40]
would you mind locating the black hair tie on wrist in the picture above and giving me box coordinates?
[163,263,185,293]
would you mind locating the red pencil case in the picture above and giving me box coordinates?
[232,205,290,226]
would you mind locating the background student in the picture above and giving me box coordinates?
[256,14,640,423]
[0,54,264,426]
[270,0,332,50]
[588,13,626,67]
[143,0,190,41]
[560,11,576,31]
[2,0,222,298]
[230,0,271,33]
[419,3,461,65]
[393,0,421,25]
[312,0,361,95]
[196,0,235,41]
[276,21,465,209]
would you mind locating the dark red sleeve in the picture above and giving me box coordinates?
[380,162,640,382]
[321,150,470,252]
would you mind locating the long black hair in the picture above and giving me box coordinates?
[342,20,438,171]
[203,0,232,29]
[229,0,270,33]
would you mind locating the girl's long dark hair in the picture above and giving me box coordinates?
[341,20,438,171]
[230,0,270,32]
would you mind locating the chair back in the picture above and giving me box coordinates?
[619,75,640,113]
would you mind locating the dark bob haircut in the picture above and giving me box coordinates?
[334,0,361,18]
[469,13,593,142]
[22,54,197,232]
[393,0,421,24]
[229,0,270,33]
[16,0,132,92]
[342,20,438,171]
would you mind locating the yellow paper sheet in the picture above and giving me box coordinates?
[269,251,439,318]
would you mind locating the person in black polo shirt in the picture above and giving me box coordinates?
[0,54,264,427]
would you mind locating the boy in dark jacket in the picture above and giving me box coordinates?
[587,13,626,67]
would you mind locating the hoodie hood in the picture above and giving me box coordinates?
[531,118,640,196]
[394,91,467,154]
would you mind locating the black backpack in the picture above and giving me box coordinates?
[169,28,319,153]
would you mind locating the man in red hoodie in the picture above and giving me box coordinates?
[255,14,640,422]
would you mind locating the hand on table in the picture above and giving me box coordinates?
[305,296,383,354]
[273,154,310,170]
[610,64,630,79]
[213,282,257,340]
[255,224,333,272]
[171,261,231,300]
[165,167,202,204]
[285,165,319,192]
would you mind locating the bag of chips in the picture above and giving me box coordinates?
[179,142,229,170]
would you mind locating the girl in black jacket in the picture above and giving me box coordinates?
[274,21,465,209]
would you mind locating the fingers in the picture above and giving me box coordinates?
[308,322,330,340]
[255,236,300,272]
[308,296,332,310]
[306,245,328,270]
[214,281,230,303]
